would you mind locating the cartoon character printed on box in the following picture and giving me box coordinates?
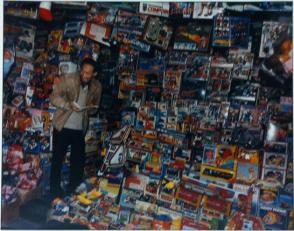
[259,207,288,230]
[237,162,259,185]
[215,144,237,170]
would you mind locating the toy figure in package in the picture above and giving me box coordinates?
[169,2,194,18]
[163,68,182,97]
[136,57,165,87]
[238,105,265,127]
[193,2,224,19]
[78,38,100,62]
[184,53,211,80]
[173,22,211,51]
[40,136,50,153]
[263,152,287,170]
[264,142,288,155]
[129,88,146,108]
[232,184,260,215]
[111,10,148,47]
[207,78,231,102]
[230,17,250,48]
[207,103,221,122]
[259,21,292,58]
[127,148,148,165]
[120,188,143,210]
[118,45,139,83]
[259,21,292,86]
[143,17,173,50]
[23,132,40,154]
[136,102,157,131]
[87,3,117,25]
[63,21,84,39]
[180,72,207,101]
[228,52,254,80]
[218,102,230,122]
[223,103,240,128]
[13,78,28,95]
[27,108,44,132]
[206,54,233,102]
[236,161,259,185]
[168,51,191,66]
[212,14,231,47]
[189,103,207,120]
[48,29,63,51]
[229,80,260,105]
[139,2,170,17]
[212,14,250,48]
[20,62,34,83]
[144,178,160,198]
[202,144,216,165]
[121,109,136,127]
[262,168,286,185]
[14,25,36,58]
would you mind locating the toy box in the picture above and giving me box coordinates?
[143,17,173,50]
[259,205,289,229]
[173,22,211,51]
[232,183,260,215]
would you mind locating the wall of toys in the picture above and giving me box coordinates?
[2,1,293,230]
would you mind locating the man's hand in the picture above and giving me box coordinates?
[70,102,82,112]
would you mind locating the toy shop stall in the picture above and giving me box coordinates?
[2,1,294,230]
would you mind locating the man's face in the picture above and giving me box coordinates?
[80,63,96,84]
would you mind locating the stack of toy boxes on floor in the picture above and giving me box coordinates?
[2,2,108,210]
[2,12,48,222]
[45,2,293,230]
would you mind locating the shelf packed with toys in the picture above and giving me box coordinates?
[2,1,293,230]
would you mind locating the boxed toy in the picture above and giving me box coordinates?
[173,22,211,51]
[143,17,173,50]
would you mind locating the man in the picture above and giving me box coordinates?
[49,58,102,197]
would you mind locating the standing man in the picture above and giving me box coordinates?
[49,58,102,197]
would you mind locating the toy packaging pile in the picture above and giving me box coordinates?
[2,1,293,230]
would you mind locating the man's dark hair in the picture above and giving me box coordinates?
[81,58,98,73]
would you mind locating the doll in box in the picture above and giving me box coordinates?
[145,151,161,175]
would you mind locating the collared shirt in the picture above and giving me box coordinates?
[64,85,88,130]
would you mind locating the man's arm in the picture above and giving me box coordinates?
[88,82,102,115]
